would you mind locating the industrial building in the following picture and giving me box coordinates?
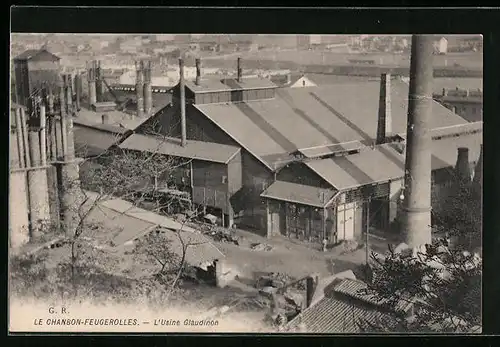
[116,57,483,245]
[14,49,61,108]
[433,87,483,123]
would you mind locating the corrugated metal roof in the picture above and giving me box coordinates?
[77,109,148,131]
[90,196,224,267]
[298,140,366,159]
[73,125,125,158]
[286,293,390,333]
[287,278,414,333]
[14,49,61,61]
[261,180,336,207]
[432,131,482,169]
[305,144,405,191]
[119,133,240,164]
[195,80,467,169]
[74,118,131,134]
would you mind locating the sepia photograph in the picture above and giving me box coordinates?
[9,32,483,334]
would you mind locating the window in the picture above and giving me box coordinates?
[221,175,228,184]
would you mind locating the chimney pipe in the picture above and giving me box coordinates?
[65,74,73,116]
[305,275,318,308]
[95,60,103,103]
[195,58,201,85]
[401,35,434,249]
[135,61,145,118]
[179,58,187,147]
[88,62,97,106]
[101,114,109,124]
[376,73,392,144]
[143,60,153,116]
[75,73,81,111]
[455,147,472,184]
[237,57,242,82]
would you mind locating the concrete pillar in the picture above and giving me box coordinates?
[401,35,434,248]
[179,58,187,147]
[57,161,82,238]
[135,61,145,118]
[10,109,30,248]
[10,171,30,248]
[47,165,60,231]
[376,73,392,144]
[27,130,50,239]
[65,74,74,116]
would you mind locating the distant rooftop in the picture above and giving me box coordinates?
[14,49,61,61]
[184,76,277,94]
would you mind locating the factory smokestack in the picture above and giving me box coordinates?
[74,73,81,111]
[376,73,392,144]
[87,61,97,106]
[401,35,434,249]
[135,61,145,118]
[95,60,103,103]
[455,147,472,184]
[237,57,242,82]
[143,60,153,116]
[179,58,187,147]
[195,58,201,86]
[65,74,73,116]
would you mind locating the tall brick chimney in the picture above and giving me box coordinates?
[455,147,472,184]
[95,60,103,103]
[143,60,153,116]
[74,73,81,111]
[195,58,201,86]
[135,61,144,118]
[237,57,242,83]
[87,61,97,106]
[179,58,187,147]
[376,73,392,144]
[401,35,434,249]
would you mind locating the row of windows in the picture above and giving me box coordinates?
[194,88,275,105]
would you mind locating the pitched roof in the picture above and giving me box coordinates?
[14,49,60,61]
[73,124,128,158]
[73,118,131,134]
[305,144,405,191]
[261,181,337,207]
[287,278,410,333]
[431,131,482,170]
[304,127,482,191]
[194,80,467,170]
[119,133,240,164]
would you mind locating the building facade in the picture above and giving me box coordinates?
[117,62,482,245]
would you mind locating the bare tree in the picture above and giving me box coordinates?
[11,119,203,301]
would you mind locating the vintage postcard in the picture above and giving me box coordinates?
[9,32,482,334]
